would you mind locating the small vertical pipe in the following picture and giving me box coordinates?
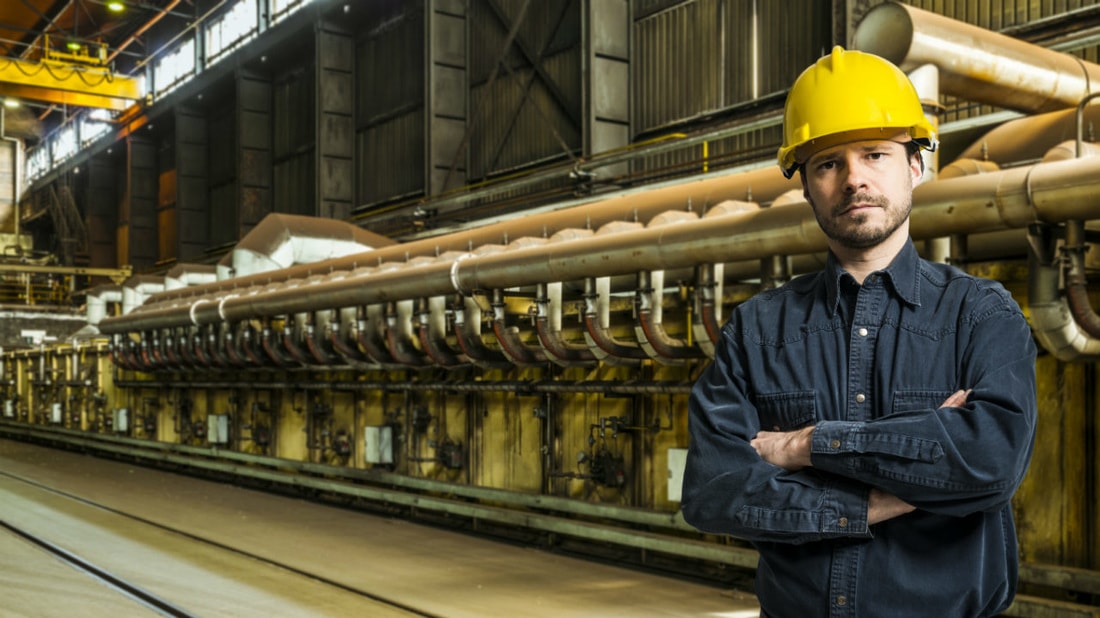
[909,63,950,264]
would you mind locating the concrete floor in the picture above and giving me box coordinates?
[0,438,760,617]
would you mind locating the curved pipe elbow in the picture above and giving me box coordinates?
[191,333,215,369]
[385,303,428,367]
[161,333,185,370]
[282,324,316,366]
[418,321,465,367]
[535,315,596,366]
[239,326,271,368]
[534,283,595,367]
[1028,222,1100,360]
[636,308,705,362]
[261,326,297,368]
[355,316,397,365]
[452,301,511,369]
[304,323,339,365]
[489,295,546,366]
[328,319,371,364]
[583,312,648,361]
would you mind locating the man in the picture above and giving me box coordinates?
[681,46,1038,618]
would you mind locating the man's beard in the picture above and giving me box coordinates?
[813,192,911,250]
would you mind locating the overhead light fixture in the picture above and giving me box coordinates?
[107,1,125,12]
[2,99,19,109]
[66,40,82,51]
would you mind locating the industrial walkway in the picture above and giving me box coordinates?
[0,439,759,617]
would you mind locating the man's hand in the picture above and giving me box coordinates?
[868,488,915,524]
[865,389,970,524]
[941,388,971,408]
[751,425,814,471]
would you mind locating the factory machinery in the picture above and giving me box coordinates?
[3,4,1100,613]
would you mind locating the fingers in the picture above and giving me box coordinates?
[939,388,972,409]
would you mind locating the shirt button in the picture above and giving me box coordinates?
[858,327,868,337]
[830,439,840,449]
[837,595,848,606]
[772,425,781,431]
[856,393,866,403]
[838,516,848,528]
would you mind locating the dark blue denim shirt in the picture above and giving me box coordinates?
[683,241,1037,618]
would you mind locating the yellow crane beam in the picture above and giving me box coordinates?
[0,57,142,112]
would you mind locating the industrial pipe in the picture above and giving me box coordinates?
[101,155,1100,338]
[853,1,1100,114]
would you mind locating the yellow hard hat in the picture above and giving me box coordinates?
[777,46,937,179]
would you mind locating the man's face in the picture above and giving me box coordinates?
[800,139,922,251]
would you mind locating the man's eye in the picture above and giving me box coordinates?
[867,152,886,160]
[816,160,837,171]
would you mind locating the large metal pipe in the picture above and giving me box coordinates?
[101,155,1100,335]
[853,1,1100,114]
[137,167,800,307]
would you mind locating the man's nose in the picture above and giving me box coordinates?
[842,157,870,192]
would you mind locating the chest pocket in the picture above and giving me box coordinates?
[753,390,816,432]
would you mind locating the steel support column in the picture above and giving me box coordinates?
[237,69,273,232]
[427,0,468,196]
[174,105,210,261]
[315,23,354,219]
[121,134,157,269]
[584,0,630,175]
[85,154,118,269]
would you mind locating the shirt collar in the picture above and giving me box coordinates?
[825,240,922,315]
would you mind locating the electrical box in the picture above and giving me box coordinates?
[208,414,229,445]
[364,425,393,464]
[51,403,62,424]
[667,447,688,502]
[113,408,129,433]
[3,400,12,418]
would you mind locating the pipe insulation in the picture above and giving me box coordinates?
[100,155,1100,335]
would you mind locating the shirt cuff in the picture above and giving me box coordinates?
[811,420,864,455]
[821,475,872,537]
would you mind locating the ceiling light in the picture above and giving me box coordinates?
[107,1,125,12]
[66,40,82,51]
[2,99,19,109]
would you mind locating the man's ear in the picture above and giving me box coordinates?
[800,173,810,203]
[910,154,924,184]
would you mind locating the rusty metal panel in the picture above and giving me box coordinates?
[273,66,315,162]
[756,0,831,98]
[240,110,272,151]
[208,109,237,187]
[358,8,424,121]
[273,154,314,217]
[359,110,425,205]
[470,49,582,177]
[634,0,722,133]
[320,114,354,158]
[157,206,176,264]
[86,156,118,268]
[317,26,355,218]
[635,0,828,134]
[175,105,209,261]
[358,5,427,204]
[209,182,238,246]
[126,137,158,269]
[239,71,272,228]
[468,0,581,179]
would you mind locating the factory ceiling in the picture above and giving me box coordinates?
[0,0,193,141]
